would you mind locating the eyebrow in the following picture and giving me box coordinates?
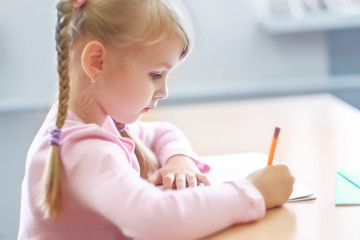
[153,62,173,70]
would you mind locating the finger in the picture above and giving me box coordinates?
[186,174,197,188]
[163,174,175,190]
[196,173,211,186]
[147,170,162,186]
[175,174,186,190]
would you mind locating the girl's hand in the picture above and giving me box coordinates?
[246,164,295,209]
[147,155,210,190]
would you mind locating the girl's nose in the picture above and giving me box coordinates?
[153,81,168,100]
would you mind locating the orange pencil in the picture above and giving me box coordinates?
[267,127,281,166]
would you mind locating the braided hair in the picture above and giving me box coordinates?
[38,1,73,220]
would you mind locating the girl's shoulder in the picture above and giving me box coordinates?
[41,104,135,152]
[42,104,136,158]
[58,122,138,171]
[61,122,135,154]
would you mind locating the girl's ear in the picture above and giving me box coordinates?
[81,41,105,80]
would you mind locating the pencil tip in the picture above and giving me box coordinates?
[274,127,281,138]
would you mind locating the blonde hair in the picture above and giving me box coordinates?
[38,0,193,220]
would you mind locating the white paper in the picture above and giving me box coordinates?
[200,152,316,202]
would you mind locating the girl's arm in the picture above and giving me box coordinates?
[127,120,211,189]
[147,154,211,190]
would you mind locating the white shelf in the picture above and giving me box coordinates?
[258,13,360,34]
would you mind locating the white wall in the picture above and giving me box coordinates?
[168,0,329,101]
[0,0,57,111]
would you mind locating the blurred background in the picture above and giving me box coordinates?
[1,0,360,238]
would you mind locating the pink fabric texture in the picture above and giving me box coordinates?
[18,104,265,240]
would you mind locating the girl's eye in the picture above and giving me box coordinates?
[150,73,162,80]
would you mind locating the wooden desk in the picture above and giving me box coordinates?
[142,94,360,240]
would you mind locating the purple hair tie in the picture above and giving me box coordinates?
[113,119,127,133]
[118,124,127,133]
[49,128,62,146]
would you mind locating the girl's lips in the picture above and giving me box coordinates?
[142,107,154,113]
[143,103,156,112]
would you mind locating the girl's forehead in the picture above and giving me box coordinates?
[136,36,185,65]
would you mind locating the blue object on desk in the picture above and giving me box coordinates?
[335,169,360,205]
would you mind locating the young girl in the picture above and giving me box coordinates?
[18,0,294,239]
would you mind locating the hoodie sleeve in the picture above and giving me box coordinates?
[127,120,210,172]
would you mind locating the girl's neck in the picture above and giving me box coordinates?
[68,97,107,126]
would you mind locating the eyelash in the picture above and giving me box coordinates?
[150,73,162,80]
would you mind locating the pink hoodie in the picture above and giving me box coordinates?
[18,105,265,240]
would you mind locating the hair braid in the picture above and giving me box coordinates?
[121,129,158,178]
[38,1,73,220]
[55,2,72,128]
